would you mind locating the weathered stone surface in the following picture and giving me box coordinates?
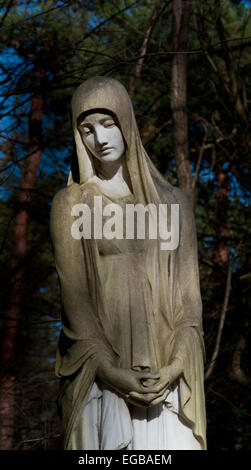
[50,76,206,450]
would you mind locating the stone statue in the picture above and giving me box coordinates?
[50,76,206,450]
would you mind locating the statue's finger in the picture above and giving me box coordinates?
[140,377,160,387]
[149,389,170,406]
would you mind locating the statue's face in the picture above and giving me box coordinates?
[78,112,125,162]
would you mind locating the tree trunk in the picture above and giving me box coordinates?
[0,67,45,450]
[170,0,194,208]
[129,0,161,98]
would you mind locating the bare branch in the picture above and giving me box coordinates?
[0,0,15,28]
[129,0,164,97]
[192,122,208,189]
[205,263,232,380]
[0,1,69,32]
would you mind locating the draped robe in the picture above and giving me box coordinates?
[50,76,207,450]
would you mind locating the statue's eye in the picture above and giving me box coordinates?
[103,119,115,128]
[81,126,92,136]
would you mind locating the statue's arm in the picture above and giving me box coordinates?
[50,185,160,400]
[50,185,118,373]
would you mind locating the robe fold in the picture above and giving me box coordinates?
[50,76,207,450]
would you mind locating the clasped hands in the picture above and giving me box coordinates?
[96,358,183,408]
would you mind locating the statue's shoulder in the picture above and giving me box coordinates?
[171,186,192,208]
[51,183,82,212]
[152,173,194,230]
[153,171,191,209]
[50,183,83,239]
[171,187,195,229]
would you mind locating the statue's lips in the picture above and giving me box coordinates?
[99,147,114,155]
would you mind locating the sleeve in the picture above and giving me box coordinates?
[50,184,118,378]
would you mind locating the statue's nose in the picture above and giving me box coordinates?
[95,127,108,147]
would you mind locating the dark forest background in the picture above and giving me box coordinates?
[0,0,250,450]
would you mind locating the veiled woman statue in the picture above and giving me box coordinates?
[50,76,206,450]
